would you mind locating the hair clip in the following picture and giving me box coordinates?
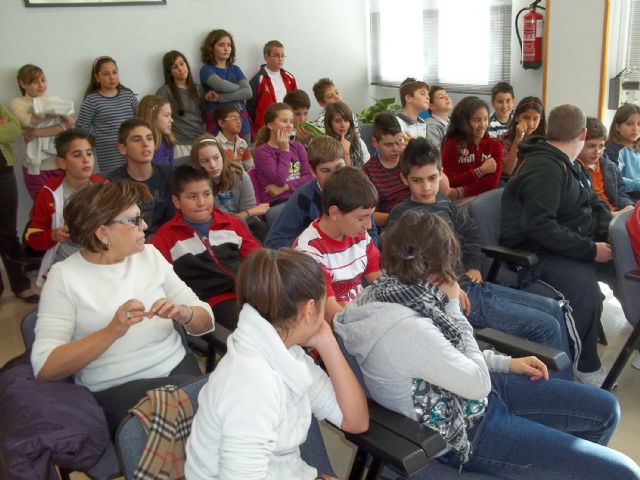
[518,101,543,112]
[405,255,415,260]
[92,56,114,72]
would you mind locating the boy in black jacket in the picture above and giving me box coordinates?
[501,105,615,386]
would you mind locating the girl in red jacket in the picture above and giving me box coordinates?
[441,96,503,201]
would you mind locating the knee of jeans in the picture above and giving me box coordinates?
[605,391,621,430]
[532,313,562,339]
[592,389,621,440]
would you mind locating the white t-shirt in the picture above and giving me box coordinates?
[31,244,213,392]
[396,112,427,139]
[266,68,287,102]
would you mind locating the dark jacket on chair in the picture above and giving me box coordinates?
[500,136,612,261]
[0,356,110,480]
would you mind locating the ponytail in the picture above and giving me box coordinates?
[236,249,326,330]
[255,125,271,147]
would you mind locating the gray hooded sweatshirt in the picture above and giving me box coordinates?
[333,297,511,421]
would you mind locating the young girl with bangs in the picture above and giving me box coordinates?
[137,95,175,167]
[191,134,268,240]
[156,50,205,164]
[324,101,370,167]
[253,103,312,208]
[9,64,74,199]
[500,96,546,177]
[76,56,138,173]
[605,103,640,196]
[441,96,503,201]
[199,29,252,141]
[335,209,640,479]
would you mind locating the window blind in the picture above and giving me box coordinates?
[369,0,512,94]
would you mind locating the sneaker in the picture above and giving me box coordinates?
[574,367,608,387]
[632,353,640,370]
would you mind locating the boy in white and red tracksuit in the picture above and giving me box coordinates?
[151,164,261,330]
[248,41,297,137]
[25,129,107,286]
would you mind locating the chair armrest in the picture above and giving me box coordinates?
[339,421,430,477]
[625,270,640,282]
[475,328,571,371]
[209,324,232,354]
[367,400,447,459]
[481,245,539,267]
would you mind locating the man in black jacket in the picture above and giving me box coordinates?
[501,104,614,386]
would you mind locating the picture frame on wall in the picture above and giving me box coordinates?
[25,0,166,6]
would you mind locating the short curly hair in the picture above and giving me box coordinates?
[64,182,152,253]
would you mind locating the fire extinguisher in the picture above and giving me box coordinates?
[516,0,545,70]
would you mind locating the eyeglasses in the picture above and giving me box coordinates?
[108,214,144,227]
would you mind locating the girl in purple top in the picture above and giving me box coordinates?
[253,103,312,205]
[137,95,175,167]
[199,29,252,140]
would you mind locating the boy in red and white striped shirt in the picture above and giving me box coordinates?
[294,167,381,324]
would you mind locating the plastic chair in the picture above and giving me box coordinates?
[115,366,336,479]
[115,375,208,479]
[177,322,231,373]
[359,123,375,157]
[468,188,608,346]
[602,209,640,390]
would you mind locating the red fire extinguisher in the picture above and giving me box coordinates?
[516,0,545,70]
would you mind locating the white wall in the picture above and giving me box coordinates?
[1,0,370,230]
[544,0,605,115]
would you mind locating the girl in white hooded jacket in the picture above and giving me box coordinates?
[185,248,369,480]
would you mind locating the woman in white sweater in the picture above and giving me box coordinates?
[185,248,369,480]
[31,182,214,435]
[334,210,640,479]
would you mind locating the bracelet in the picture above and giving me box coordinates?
[182,305,194,326]
[245,209,251,218]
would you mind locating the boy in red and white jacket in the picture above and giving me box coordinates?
[151,164,261,330]
[26,129,107,286]
[294,167,381,325]
[248,40,297,137]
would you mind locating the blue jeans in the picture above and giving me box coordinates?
[440,373,640,479]
[465,282,571,362]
